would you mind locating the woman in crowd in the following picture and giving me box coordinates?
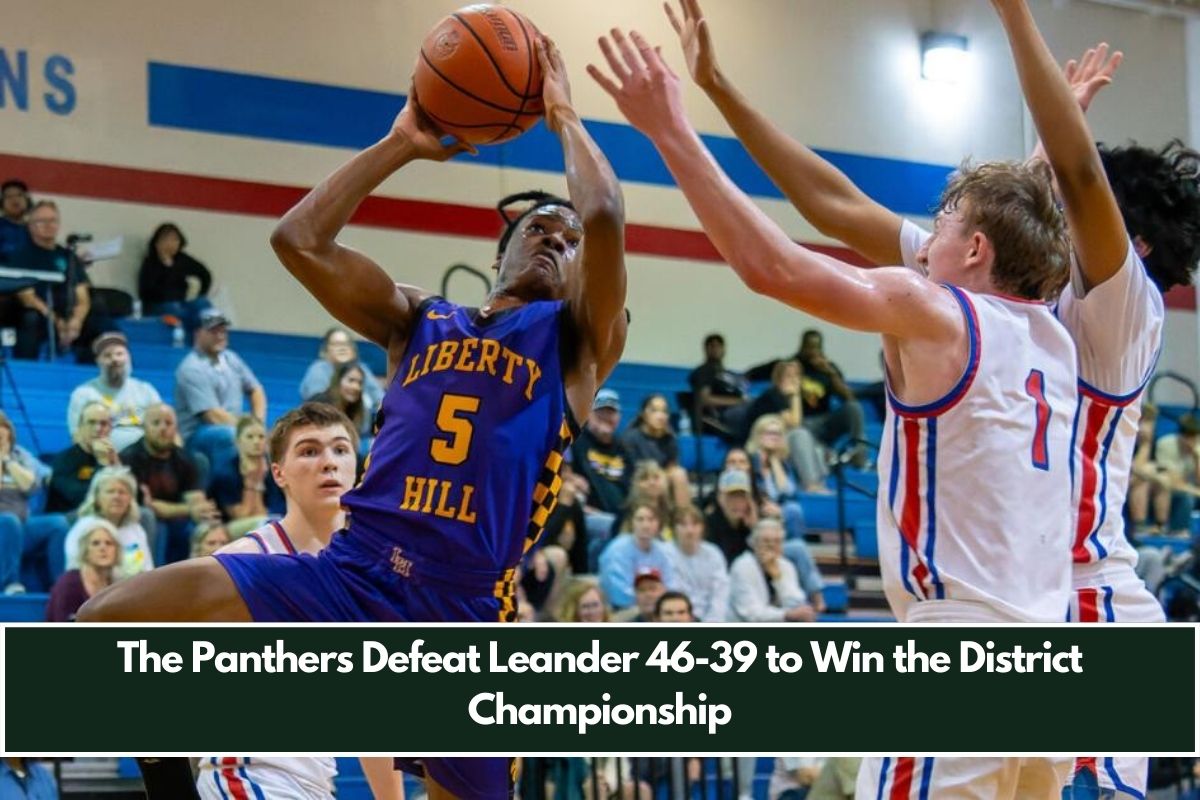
[599,502,675,610]
[743,360,830,492]
[208,416,284,535]
[311,360,373,440]
[728,519,815,622]
[621,394,691,507]
[299,326,385,410]
[63,467,153,578]
[616,460,676,540]
[46,519,122,621]
[557,580,612,623]
[137,222,213,335]
[189,521,232,558]
[0,411,47,594]
[745,414,808,541]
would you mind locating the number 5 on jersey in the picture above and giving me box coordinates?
[1025,369,1051,471]
[431,394,482,465]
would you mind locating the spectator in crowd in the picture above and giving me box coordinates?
[46,402,121,512]
[300,326,385,411]
[0,757,57,799]
[729,519,815,622]
[557,580,612,623]
[540,463,589,575]
[621,394,691,507]
[767,758,823,800]
[570,388,631,551]
[613,566,669,623]
[190,521,232,558]
[45,519,121,622]
[1128,404,1172,535]
[0,179,31,262]
[599,503,676,610]
[665,505,728,623]
[10,200,116,362]
[616,460,676,540]
[654,590,695,622]
[746,414,808,542]
[1153,414,1200,536]
[742,360,829,492]
[519,543,572,622]
[311,360,373,439]
[705,468,757,564]
[137,222,213,336]
[174,307,266,469]
[688,333,750,440]
[208,415,284,534]
[66,331,162,451]
[796,330,867,466]
[120,403,217,564]
[0,411,47,594]
[63,466,153,578]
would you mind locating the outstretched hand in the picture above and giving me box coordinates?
[1063,43,1123,112]
[587,28,687,139]
[537,35,575,133]
[392,90,477,161]
[664,0,720,90]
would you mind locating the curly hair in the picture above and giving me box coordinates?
[1099,139,1200,292]
[494,189,574,257]
[940,160,1071,301]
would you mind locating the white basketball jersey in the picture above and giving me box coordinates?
[877,283,1077,622]
[196,756,337,800]
[1055,244,1163,578]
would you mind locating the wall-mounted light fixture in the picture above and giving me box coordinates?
[920,32,969,83]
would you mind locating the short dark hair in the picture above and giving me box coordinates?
[147,223,187,257]
[1,179,28,195]
[654,591,693,619]
[1099,139,1200,292]
[703,333,724,348]
[269,402,360,463]
[495,190,574,257]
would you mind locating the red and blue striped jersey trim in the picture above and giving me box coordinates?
[268,520,298,554]
[886,285,980,419]
[889,415,945,601]
[210,757,266,800]
[875,756,934,799]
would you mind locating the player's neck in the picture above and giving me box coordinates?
[279,505,345,554]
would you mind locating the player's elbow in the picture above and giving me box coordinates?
[581,195,625,237]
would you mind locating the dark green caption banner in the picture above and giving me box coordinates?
[4,625,1195,752]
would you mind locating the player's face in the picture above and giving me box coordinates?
[631,506,661,543]
[919,207,977,285]
[498,205,582,298]
[657,598,693,622]
[84,529,119,569]
[98,480,132,522]
[273,424,357,511]
[576,588,606,622]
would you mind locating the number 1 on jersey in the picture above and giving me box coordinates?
[431,394,481,465]
[1025,369,1051,471]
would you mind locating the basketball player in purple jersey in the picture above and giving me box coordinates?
[79,34,624,800]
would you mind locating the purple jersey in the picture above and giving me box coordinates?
[339,297,575,611]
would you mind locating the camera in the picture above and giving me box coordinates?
[65,232,93,247]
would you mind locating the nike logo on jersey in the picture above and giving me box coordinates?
[427,311,455,320]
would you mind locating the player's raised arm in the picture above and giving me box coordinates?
[270,101,475,350]
[665,0,902,266]
[541,36,628,385]
[588,30,959,342]
[993,0,1127,289]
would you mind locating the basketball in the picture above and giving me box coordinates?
[413,4,544,146]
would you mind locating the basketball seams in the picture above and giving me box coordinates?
[503,8,537,144]
[450,12,540,102]
[417,48,538,116]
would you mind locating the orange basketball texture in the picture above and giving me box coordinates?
[413,4,545,146]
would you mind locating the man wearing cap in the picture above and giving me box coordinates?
[704,468,758,564]
[174,308,266,469]
[568,387,632,558]
[66,331,162,451]
[612,566,670,623]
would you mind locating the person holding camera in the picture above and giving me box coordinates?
[9,200,116,363]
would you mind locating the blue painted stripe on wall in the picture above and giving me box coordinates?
[147,61,949,216]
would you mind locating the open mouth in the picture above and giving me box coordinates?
[319,479,346,491]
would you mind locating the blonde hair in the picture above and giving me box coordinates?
[76,518,122,569]
[746,414,790,459]
[557,579,612,622]
[190,521,232,558]
[77,466,140,527]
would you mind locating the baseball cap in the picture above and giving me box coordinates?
[593,388,621,412]
[717,469,752,494]
[634,566,663,587]
[91,330,128,356]
[198,308,231,330]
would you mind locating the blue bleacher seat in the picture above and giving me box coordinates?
[0,593,49,621]
[677,434,728,474]
[852,516,879,559]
